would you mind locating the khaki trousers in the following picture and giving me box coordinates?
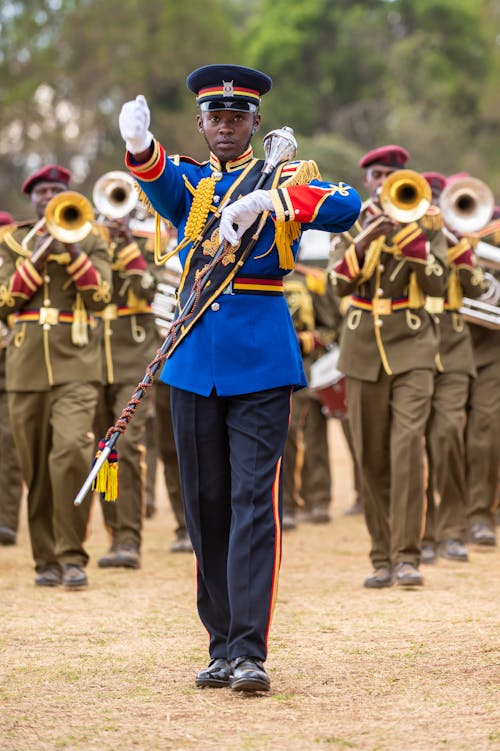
[347,369,434,568]
[8,383,98,570]
[465,360,500,526]
[154,381,185,534]
[0,389,23,531]
[283,388,332,514]
[424,371,470,543]
[95,383,147,549]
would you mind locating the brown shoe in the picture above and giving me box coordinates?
[468,522,496,547]
[0,526,16,545]
[438,539,469,561]
[282,511,297,531]
[394,562,423,587]
[421,542,437,564]
[35,565,62,587]
[62,564,88,589]
[364,566,393,589]
[170,531,193,553]
[98,544,141,569]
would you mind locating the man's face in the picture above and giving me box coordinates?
[30,180,67,219]
[196,110,260,163]
[363,165,396,202]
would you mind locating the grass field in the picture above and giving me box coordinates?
[1,422,499,751]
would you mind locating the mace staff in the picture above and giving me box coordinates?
[73,126,297,506]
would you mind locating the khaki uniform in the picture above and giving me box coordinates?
[0,222,112,571]
[0,339,23,536]
[154,380,185,536]
[424,233,488,545]
[330,202,448,568]
[283,264,340,521]
[465,270,500,532]
[94,234,160,550]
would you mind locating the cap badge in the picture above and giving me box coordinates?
[222,80,234,97]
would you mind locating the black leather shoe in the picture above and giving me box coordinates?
[394,562,423,587]
[62,564,88,589]
[35,565,62,587]
[0,526,16,545]
[421,542,437,564]
[438,539,469,561]
[230,657,270,693]
[364,566,392,589]
[98,544,141,569]
[195,658,232,688]
[468,522,496,547]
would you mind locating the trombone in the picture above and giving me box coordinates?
[22,191,95,264]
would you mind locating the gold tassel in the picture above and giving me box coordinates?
[408,271,425,309]
[275,220,301,270]
[447,268,463,309]
[71,293,88,346]
[91,440,119,502]
[272,161,322,270]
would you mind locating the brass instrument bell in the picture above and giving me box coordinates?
[379,169,432,223]
[440,176,494,235]
[45,191,95,243]
[93,170,138,220]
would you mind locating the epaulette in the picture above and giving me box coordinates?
[0,219,32,237]
[168,154,208,167]
[0,223,17,241]
[420,205,443,231]
[279,159,322,186]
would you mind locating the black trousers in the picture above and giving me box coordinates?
[171,385,292,662]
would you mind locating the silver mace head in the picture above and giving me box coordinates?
[261,126,297,175]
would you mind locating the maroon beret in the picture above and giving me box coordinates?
[22,164,71,195]
[446,171,470,185]
[359,144,410,170]
[0,211,14,226]
[422,172,447,192]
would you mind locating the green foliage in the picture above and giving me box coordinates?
[0,0,499,215]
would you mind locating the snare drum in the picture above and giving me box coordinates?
[308,345,347,419]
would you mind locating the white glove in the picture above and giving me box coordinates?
[219,190,274,247]
[119,94,153,153]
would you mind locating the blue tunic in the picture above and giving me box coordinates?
[127,144,361,396]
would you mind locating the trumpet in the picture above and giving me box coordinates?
[379,169,432,223]
[93,170,138,220]
[353,169,432,245]
[22,191,95,263]
[440,176,494,235]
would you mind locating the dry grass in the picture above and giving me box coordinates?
[1,422,499,751]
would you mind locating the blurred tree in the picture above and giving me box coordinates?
[0,0,237,214]
[0,0,499,216]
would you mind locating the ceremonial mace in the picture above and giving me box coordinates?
[73,126,297,506]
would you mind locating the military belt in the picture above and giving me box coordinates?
[350,295,410,315]
[222,276,283,296]
[14,308,96,326]
[95,304,153,320]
